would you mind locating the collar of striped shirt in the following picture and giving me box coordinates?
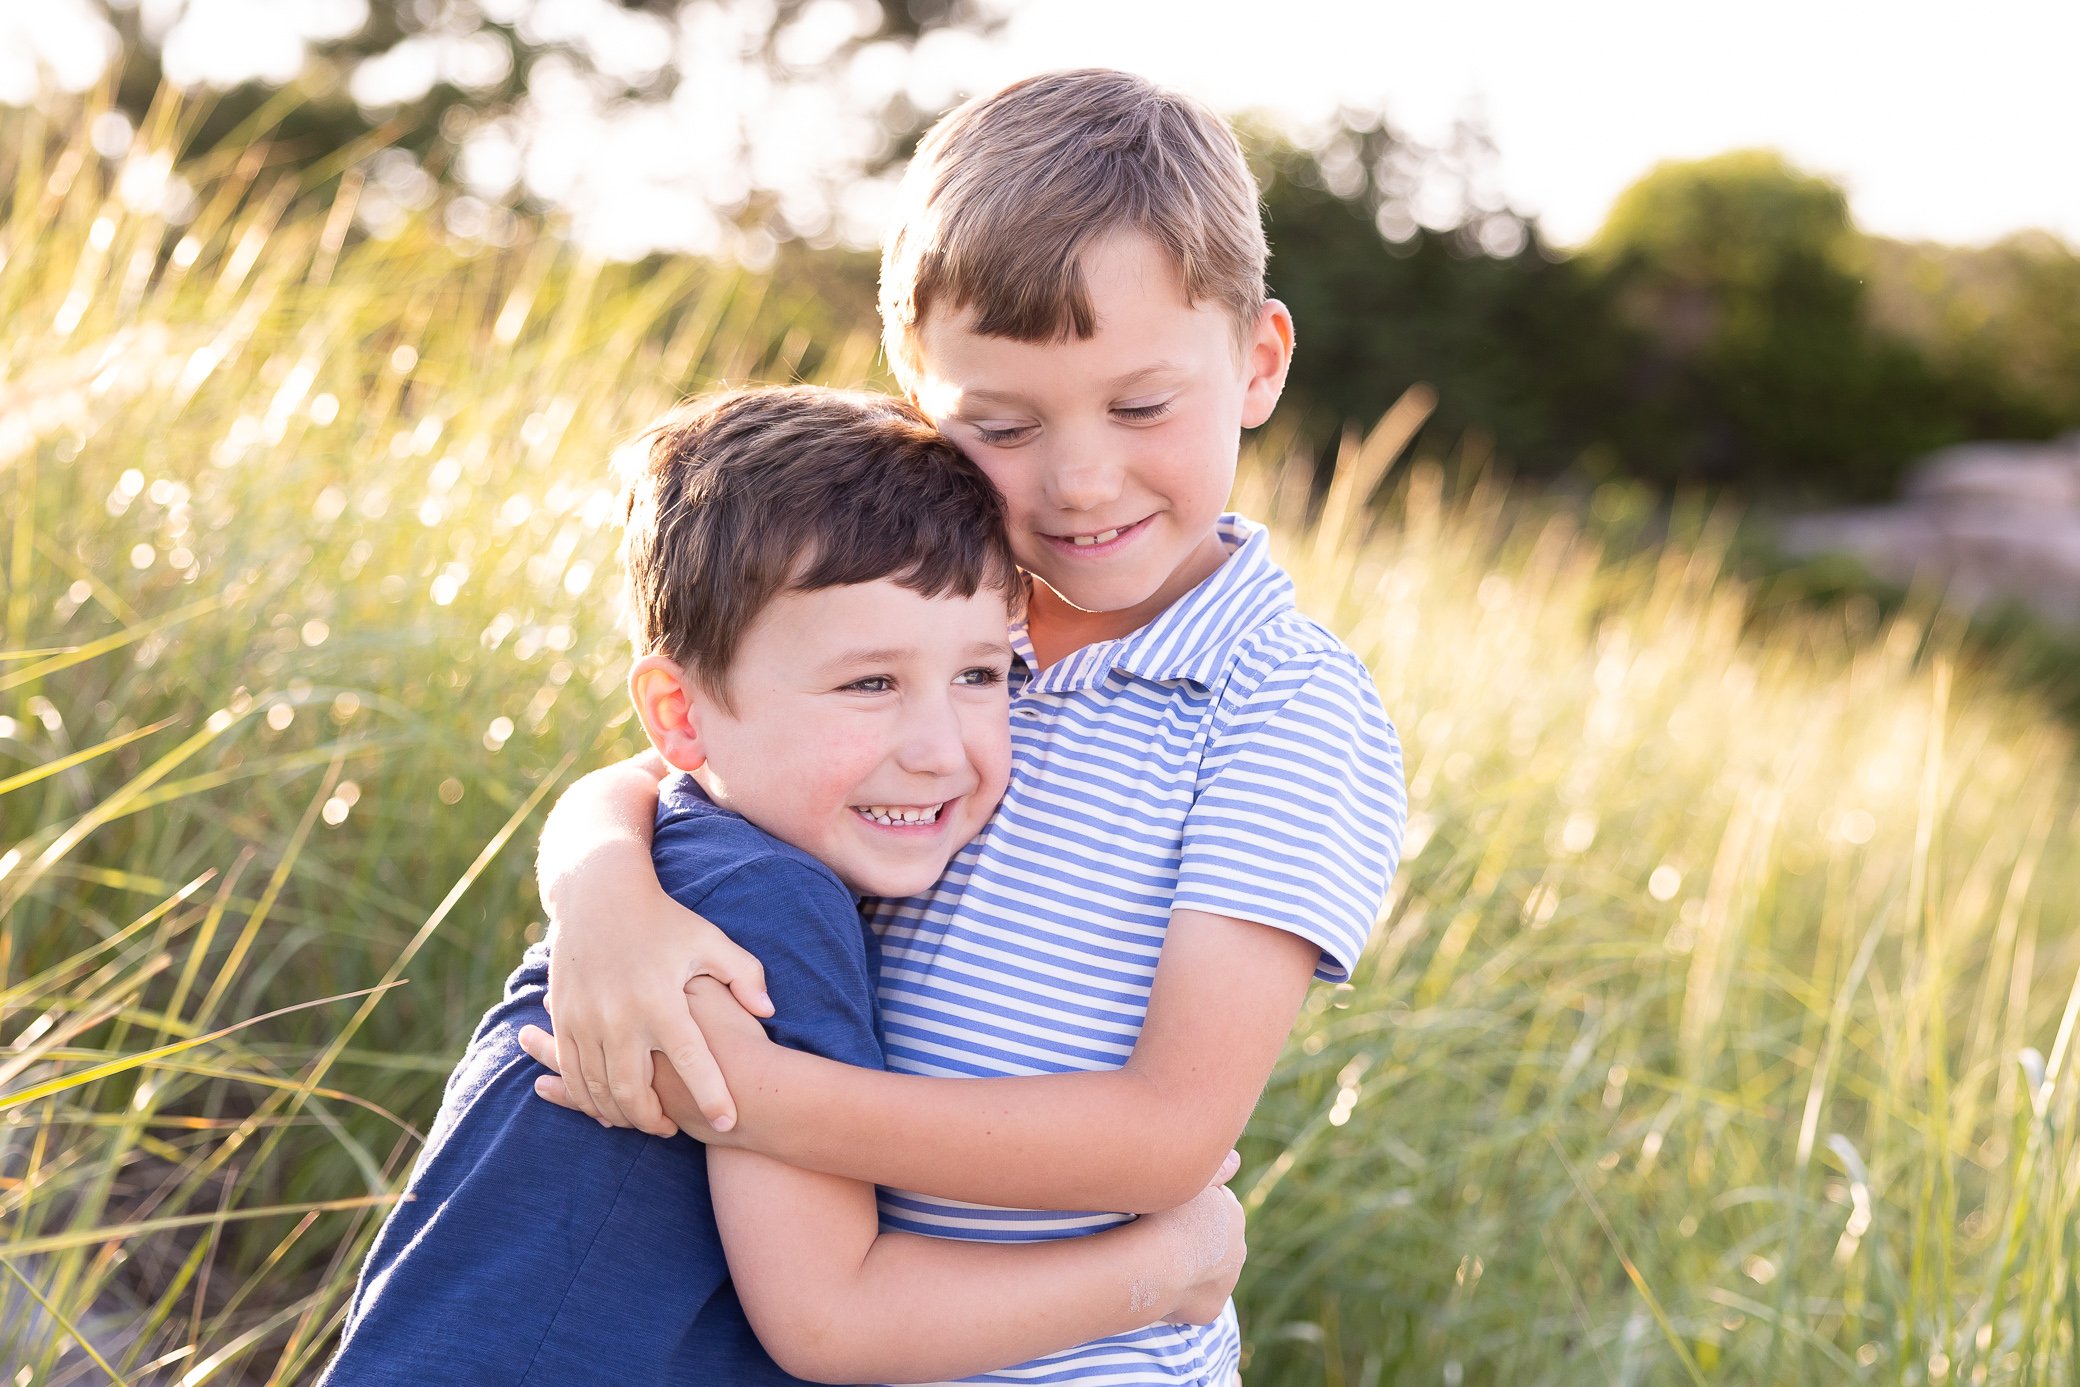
[1010,513,1296,692]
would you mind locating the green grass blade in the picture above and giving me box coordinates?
[0,716,178,798]
[0,982,402,1112]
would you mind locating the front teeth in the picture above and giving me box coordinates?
[1068,527,1124,547]
[856,804,943,826]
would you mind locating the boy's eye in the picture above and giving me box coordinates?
[956,665,1007,688]
[969,421,1034,446]
[1114,400,1173,424]
[844,675,895,694]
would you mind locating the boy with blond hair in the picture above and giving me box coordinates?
[524,70,1406,1384]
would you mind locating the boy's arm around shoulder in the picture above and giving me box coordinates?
[701,911,1317,1214]
[713,1144,1246,1383]
[699,648,1407,1212]
[691,856,1247,1383]
[533,750,774,1135]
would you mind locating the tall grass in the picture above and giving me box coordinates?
[1240,422,2080,1383]
[3,96,2075,1384]
[0,92,870,1382]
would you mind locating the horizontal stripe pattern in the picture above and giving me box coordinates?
[870,516,1405,1385]
[891,1311,1242,1387]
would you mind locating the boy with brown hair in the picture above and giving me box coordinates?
[525,70,1406,1384]
[321,386,1245,1386]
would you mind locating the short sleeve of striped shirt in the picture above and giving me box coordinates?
[1173,646,1406,981]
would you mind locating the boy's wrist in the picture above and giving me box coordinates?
[713,1040,810,1157]
[1106,1213,1187,1318]
[1128,1169,1241,1324]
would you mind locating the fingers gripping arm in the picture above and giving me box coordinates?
[532,753,773,1135]
[640,915,1322,1212]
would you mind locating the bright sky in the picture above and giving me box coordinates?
[5,0,2076,252]
[971,0,2080,248]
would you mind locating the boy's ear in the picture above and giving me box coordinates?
[1239,299,1296,430]
[884,339,925,409]
[628,655,708,773]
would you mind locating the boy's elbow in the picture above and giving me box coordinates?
[765,1334,879,1384]
[762,1339,848,1384]
[1136,1161,1223,1214]
[1117,1133,1234,1213]
[744,1300,867,1383]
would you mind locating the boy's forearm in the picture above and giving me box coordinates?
[534,751,669,908]
[785,1222,1182,1384]
[715,1147,1230,1385]
[720,1048,1223,1213]
[687,911,1319,1212]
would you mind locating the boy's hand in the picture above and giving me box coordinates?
[519,975,774,1141]
[1139,1150,1246,1326]
[523,883,773,1137]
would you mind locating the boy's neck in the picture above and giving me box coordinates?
[1023,526,1235,669]
[1025,596,1132,670]
[687,767,761,829]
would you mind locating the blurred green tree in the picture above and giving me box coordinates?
[1257,137,2080,502]
[37,11,2080,503]
[1867,229,2080,437]
[1589,150,1959,497]
[1254,119,1634,484]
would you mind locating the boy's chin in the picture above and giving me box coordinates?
[842,862,945,899]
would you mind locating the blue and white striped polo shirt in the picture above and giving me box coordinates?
[868,513,1406,1386]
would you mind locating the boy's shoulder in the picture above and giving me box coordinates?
[651,774,851,912]
[1220,600,1368,679]
[1169,526,1399,801]
[1191,523,1386,722]
[1198,606,1393,776]
[1092,514,1369,697]
[649,773,884,1072]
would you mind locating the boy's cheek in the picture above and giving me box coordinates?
[955,743,1010,838]
[979,723,1012,801]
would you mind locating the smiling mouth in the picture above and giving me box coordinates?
[852,801,948,827]
[1052,518,1146,548]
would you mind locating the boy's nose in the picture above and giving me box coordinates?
[895,695,968,776]
[1043,446,1124,514]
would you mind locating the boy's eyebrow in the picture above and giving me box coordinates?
[819,639,1011,668]
[821,646,911,667]
[1101,363,1186,392]
[952,363,1185,410]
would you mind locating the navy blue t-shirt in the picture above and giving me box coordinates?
[322,775,883,1385]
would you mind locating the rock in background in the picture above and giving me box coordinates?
[1778,434,2080,628]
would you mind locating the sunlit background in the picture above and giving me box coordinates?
[5,4,2080,1383]
[7,0,2078,258]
